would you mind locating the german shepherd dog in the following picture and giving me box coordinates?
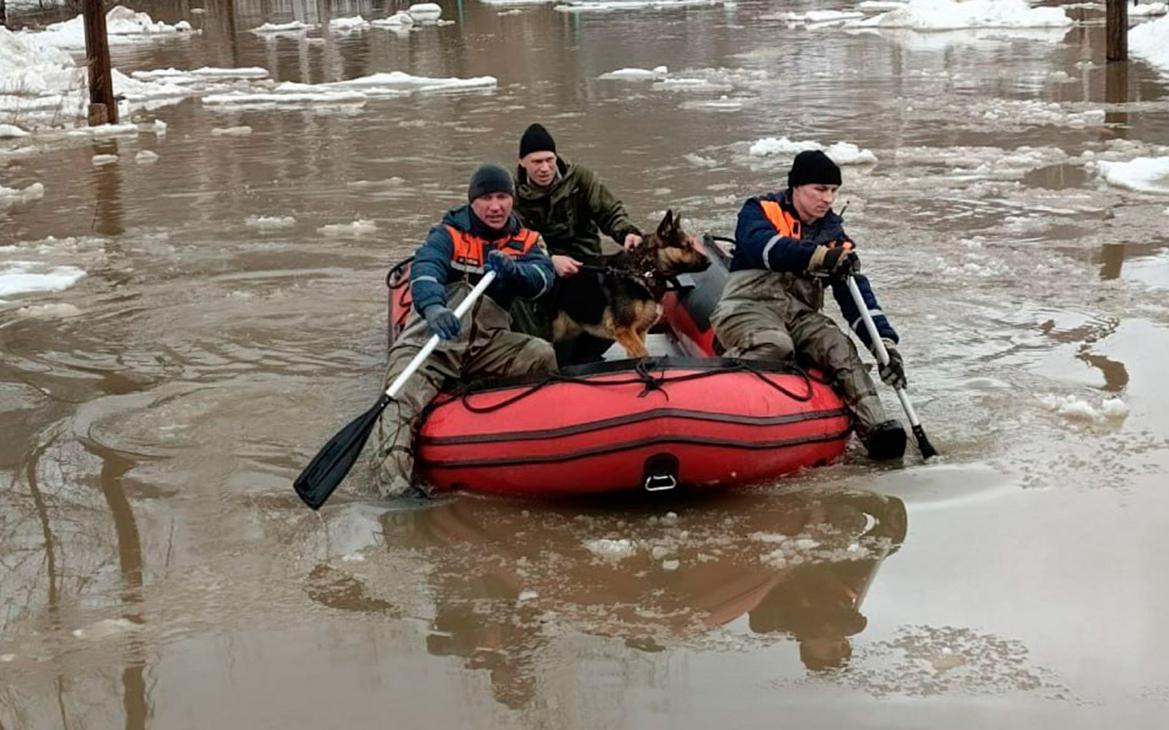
[551,210,711,359]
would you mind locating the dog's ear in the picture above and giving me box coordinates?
[657,209,676,239]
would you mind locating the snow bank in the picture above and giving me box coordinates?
[28,6,195,49]
[1131,14,1169,76]
[1130,2,1168,17]
[1094,157,1169,194]
[0,261,85,298]
[748,136,878,164]
[0,124,30,138]
[2,24,192,124]
[862,0,1071,29]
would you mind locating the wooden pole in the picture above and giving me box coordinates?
[1106,0,1128,63]
[1,0,7,29]
[82,0,119,125]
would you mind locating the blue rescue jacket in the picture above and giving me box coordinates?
[410,205,554,314]
[731,190,898,349]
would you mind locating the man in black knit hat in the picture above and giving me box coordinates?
[374,164,558,496]
[710,150,908,460]
[511,122,643,364]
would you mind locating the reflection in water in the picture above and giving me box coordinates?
[1105,59,1130,133]
[307,489,907,709]
[91,140,125,237]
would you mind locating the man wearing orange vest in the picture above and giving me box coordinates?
[710,150,908,460]
[374,164,559,496]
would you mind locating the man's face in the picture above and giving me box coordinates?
[791,183,839,224]
[519,151,557,187]
[470,192,514,231]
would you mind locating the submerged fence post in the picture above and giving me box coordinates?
[82,0,119,125]
[1106,0,1128,62]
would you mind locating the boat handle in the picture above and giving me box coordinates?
[644,474,677,492]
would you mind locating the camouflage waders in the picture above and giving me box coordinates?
[374,283,558,496]
[710,269,888,438]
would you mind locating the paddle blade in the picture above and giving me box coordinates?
[912,424,938,460]
[294,395,391,510]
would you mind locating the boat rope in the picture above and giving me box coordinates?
[450,359,819,415]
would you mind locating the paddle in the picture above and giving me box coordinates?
[293,271,498,510]
[845,275,938,460]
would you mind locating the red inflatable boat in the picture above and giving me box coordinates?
[385,237,851,497]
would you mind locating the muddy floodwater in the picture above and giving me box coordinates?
[3,1,1169,727]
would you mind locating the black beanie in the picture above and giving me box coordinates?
[519,123,556,159]
[787,150,842,188]
[467,163,515,202]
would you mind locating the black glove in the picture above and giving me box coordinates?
[877,339,907,389]
[809,222,847,246]
[820,246,860,282]
[485,249,521,284]
[423,304,460,341]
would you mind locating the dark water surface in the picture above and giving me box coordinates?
[3,1,1169,727]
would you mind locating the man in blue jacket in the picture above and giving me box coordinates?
[375,164,558,495]
[710,150,907,459]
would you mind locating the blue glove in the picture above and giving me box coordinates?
[485,249,521,284]
[423,304,460,340]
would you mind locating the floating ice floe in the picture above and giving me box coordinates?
[318,219,379,237]
[246,215,297,229]
[1039,394,1129,424]
[203,71,496,108]
[372,12,415,28]
[211,125,253,137]
[584,538,637,560]
[860,0,1072,29]
[769,9,865,28]
[0,124,30,138]
[1093,157,1169,194]
[748,136,878,165]
[130,67,271,85]
[598,66,669,81]
[249,20,312,34]
[556,0,726,12]
[25,6,196,49]
[407,3,444,22]
[480,0,553,4]
[1130,14,1169,77]
[71,617,142,640]
[91,154,118,166]
[330,16,371,31]
[0,182,44,209]
[0,260,85,298]
[135,150,159,164]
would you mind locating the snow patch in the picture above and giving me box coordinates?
[1131,14,1169,76]
[25,6,197,49]
[0,124,30,138]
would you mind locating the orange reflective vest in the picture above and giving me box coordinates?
[445,225,540,276]
[759,200,802,239]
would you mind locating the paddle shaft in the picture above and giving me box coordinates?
[384,271,497,399]
[846,275,936,458]
[293,271,497,510]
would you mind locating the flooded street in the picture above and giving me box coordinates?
[3,0,1169,727]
